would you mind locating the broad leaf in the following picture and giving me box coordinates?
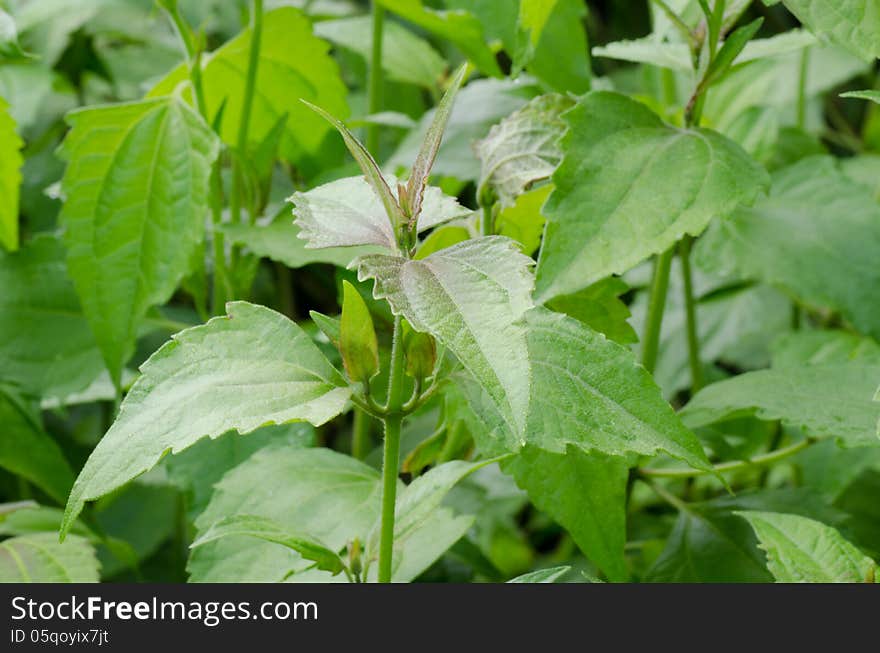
[536,91,768,301]
[365,459,495,582]
[514,0,558,69]
[769,0,880,61]
[592,37,692,72]
[192,515,346,576]
[150,7,348,164]
[59,96,220,385]
[314,15,445,88]
[290,175,469,251]
[360,241,708,469]
[738,511,876,582]
[221,215,381,269]
[504,445,629,582]
[520,308,710,469]
[0,534,99,582]
[545,276,637,345]
[0,95,22,251]
[695,157,880,340]
[376,0,500,76]
[681,364,880,447]
[475,93,572,206]
[0,389,74,504]
[646,489,845,582]
[772,331,880,368]
[358,236,535,435]
[62,302,351,537]
[521,0,591,94]
[189,447,380,582]
[0,235,104,399]
[340,280,379,383]
[507,565,570,583]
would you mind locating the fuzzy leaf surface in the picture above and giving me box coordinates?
[739,511,876,582]
[62,302,351,537]
[59,96,220,384]
[536,91,768,301]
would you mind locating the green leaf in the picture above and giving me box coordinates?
[404,63,468,224]
[702,18,764,87]
[0,389,74,505]
[365,458,496,582]
[519,308,710,469]
[681,364,880,447]
[0,235,104,400]
[738,511,876,582]
[769,0,880,61]
[772,331,880,368]
[536,91,768,301]
[507,565,570,583]
[514,0,558,69]
[592,37,692,72]
[646,488,845,582]
[841,90,880,104]
[62,302,351,538]
[522,0,591,94]
[545,276,637,345]
[290,175,468,251]
[192,514,346,576]
[504,445,629,582]
[475,93,573,206]
[0,534,99,583]
[360,241,708,469]
[695,157,880,340]
[164,423,315,519]
[495,185,551,255]
[59,96,221,385]
[150,7,348,165]
[389,78,540,182]
[0,95,22,251]
[221,214,381,269]
[358,236,536,435]
[414,226,471,259]
[314,15,445,88]
[189,447,380,582]
[340,280,379,383]
[376,0,501,77]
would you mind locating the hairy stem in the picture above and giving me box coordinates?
[679,235,704,393]
[641,247,675,373]
[378,315,407,583]
[366,2,385,154]
[640,438,814,479]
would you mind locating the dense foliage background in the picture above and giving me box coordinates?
[1,0,879,583]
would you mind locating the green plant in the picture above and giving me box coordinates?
[1,0,879,584]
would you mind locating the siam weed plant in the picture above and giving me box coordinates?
[1,0,879,584]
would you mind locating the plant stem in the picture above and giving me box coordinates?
[378,315,407,583]
[679,235,704,393]
[640,438,814,479]
[352,407,372,460]
[641,246,674,373]
[796,48,810,130]
[366,2,385,154]
[481,202,494,237]
[228,0,264,279]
